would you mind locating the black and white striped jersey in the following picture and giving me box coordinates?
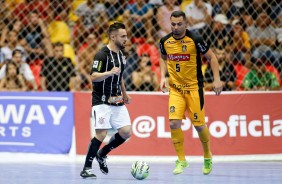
[90,46,126,106]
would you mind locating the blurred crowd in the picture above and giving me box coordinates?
[0,0,281,92]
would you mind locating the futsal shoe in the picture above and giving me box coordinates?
[96,152,109,174]
[202,158,213,175]
[173,160,189,175]
[80,169,97,179]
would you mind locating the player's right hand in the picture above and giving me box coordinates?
[110,67,121,76]
[160,78,168,93]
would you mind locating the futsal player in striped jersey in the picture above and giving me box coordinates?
[80,22,132,179]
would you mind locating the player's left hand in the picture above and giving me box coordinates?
[123,94,131,104]
[212,80,223,96]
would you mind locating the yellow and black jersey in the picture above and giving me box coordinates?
[159,30,209,91]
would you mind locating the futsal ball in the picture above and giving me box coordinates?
[131,161,150,180]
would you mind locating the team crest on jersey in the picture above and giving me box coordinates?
[98,117,105,124]
[122,55,126,64]
[166,40,176,44]
[170,106,175,113]
[182,45,187,52]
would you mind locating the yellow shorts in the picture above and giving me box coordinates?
[168,87,205,126]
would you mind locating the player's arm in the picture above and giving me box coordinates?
[121,77,131,104]
[159,39,169,92]
[195,36,222,95]
[204,49,222,95]
[90,53,120,82]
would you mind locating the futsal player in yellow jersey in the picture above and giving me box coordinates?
[159,11,222,175]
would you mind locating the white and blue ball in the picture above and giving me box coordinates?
[131,161,150,180]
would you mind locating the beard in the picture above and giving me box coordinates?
[115,40,125,50]
[173,30,181,36]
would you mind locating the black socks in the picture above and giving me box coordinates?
[98,133,126,157]
[83,137,102,169]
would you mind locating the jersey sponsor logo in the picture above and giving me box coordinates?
[92,60,99,68]
[170,83,191,90]
[167,54,190,61]
[180,40,190,44]
[197,43,207,53]
[166,40,176,44]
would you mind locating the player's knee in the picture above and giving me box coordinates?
[95,130,108,141]
[194,125,206,132]
[119,131,131,140]
[118,126,132,140]
[170,119,182,129]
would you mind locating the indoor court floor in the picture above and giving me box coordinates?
[1,161,281,184]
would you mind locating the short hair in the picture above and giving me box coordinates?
[170,11,186,21]
[108,22,126,36]
[53,42,64,48]
[12,49,23,57]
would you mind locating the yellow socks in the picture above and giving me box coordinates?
[171,128,186,161]
[198,126,212,158]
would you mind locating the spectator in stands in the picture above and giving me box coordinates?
[275,12,282,63]
[212,0,239,19]
[19,10,51,61]
[40,42,78,91]
[243,0,279,20]
[0,30,26,63]
[204,47,237,91]
[248,12,281,71]
[74,0,108,49]
[0,61,27,91]
[229,19,251,53]
[77,33,100,91]
[0,49,37,90]
[104,0,126,21]
[49,0,70,22]
[131,54,159,91]
[242,59,280,91]
[123,0,154,40]
[184,0,212,34]
[156,0,180,39]
[202,14,231,49]
[123,40,139,91]
[13,0,50,25]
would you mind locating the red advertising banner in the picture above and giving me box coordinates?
[74,92,282,156]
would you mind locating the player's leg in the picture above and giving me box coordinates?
[169,88,189,174]
[96,105,131,174]
[186,89,212,175]
[80,105,111,178]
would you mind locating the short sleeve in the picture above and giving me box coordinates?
[194,36,209,54]
[66,58,76,77]
[270,73,280,88]
[0,64,6,79]
[242,72,252,88]
[90,51,107,75]
[159,38,167,55]
[21,63,34,81]
[40,58,49,77]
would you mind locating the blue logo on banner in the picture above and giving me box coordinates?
[0,92,74,154]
